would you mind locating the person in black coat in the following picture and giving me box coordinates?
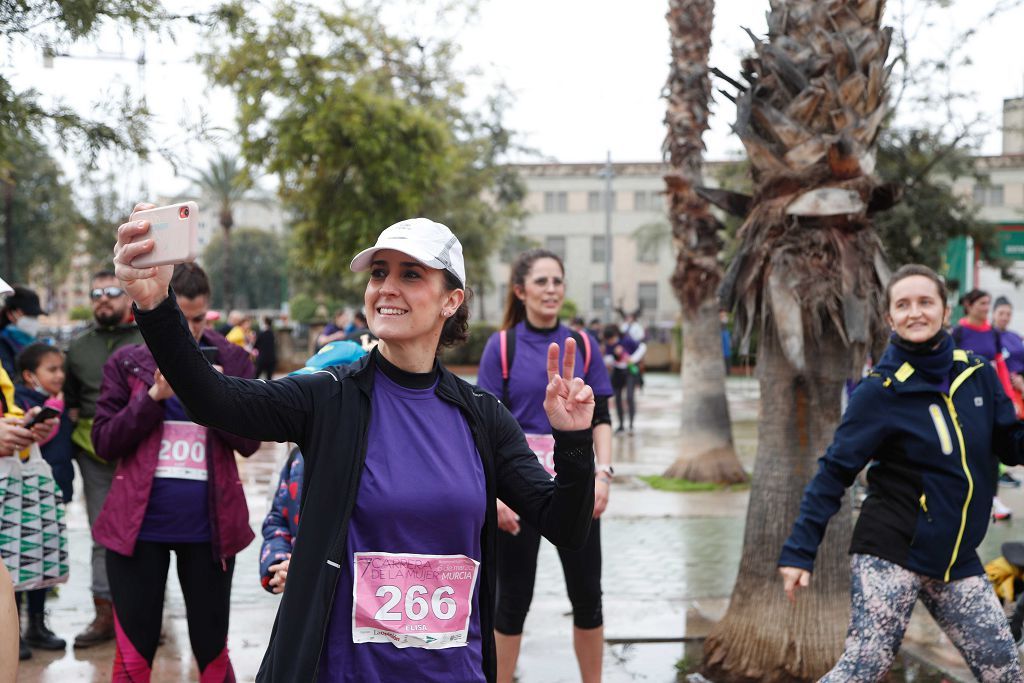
[253,316,277,380]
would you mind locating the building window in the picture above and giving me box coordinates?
[588,190,616,212]
[591,235,607,263]
[638,282,658,312]
[544,191,568,213]
[591,283,609,312]
[973,184,1005,207]
[637,237,659,263]
[545,236,566,261]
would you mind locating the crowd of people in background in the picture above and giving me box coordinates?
[9,208,1024,683]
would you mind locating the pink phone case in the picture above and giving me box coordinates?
[129,202,200,268]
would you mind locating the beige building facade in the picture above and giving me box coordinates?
[480,161,682,328]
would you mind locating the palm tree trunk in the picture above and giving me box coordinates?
[706,0,893,674]
[663,0,744,483]
[665,298,745,481]
[703,329,851,682]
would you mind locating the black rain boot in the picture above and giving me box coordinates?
[19,635,31,660]
[24,611,66,650]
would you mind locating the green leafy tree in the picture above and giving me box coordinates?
[203,1,523,303]
[0,2,168,171]
[202,228,286,310]
[873,128,1007,287]
[188,153,261,308]
[1,132,78,281]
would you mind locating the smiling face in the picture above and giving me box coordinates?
[364,249,462,346]
[964,295,991,325]
[24,351,65,396]
[514,257,564,327]
[994,304,1013,331]
[887,275,948,343]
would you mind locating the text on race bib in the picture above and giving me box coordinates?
[352,552,480,649]
[154,421,208,481]
[525,433,556,477]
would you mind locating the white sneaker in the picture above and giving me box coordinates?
[993,496,1013,522]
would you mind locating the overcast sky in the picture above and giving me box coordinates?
[5,0,1024,198]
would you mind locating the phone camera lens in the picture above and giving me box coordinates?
[179,206,190,219]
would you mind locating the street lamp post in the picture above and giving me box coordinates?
[598,151,614,323]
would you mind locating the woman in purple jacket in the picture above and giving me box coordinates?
[91,264,259,683]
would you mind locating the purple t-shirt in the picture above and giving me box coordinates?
[478,322,613,433]
[604,334,640,368]
[137,396,211,543]
[316,369,486,683]
[953,323,999,362]
[1002,329,1024,375]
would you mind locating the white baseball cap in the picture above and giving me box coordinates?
[0,277,12,296]
[350,218,466,288]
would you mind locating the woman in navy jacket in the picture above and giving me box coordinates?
[779,264,1024,682]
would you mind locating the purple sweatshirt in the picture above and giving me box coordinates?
[316,367,486,682]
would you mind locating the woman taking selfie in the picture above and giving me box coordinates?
[113,211,597,683]
[779,264,1024,682]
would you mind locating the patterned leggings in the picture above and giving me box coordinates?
[821,554,1022,682]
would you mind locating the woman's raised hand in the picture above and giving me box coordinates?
[112,203,173,311]
[543,338,595,432]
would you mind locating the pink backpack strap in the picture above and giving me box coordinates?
[577,331,592,374]
[499,329,509,380]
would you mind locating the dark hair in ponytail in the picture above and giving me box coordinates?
[501,249,564,330]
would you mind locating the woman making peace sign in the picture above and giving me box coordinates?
[113,213,597,683]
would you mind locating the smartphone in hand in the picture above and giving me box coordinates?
[129,202,200,268]
[24,406,60,429]
[200,345,220,364]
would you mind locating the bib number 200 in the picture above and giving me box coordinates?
[373,585,457,622]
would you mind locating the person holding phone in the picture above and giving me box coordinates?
[91,263,259,682]
[63,271,144,648]
[12,343,74,655]
[112,212,596,683]
[779,265,1024,681]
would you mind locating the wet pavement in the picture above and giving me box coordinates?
[13,371,1023,681]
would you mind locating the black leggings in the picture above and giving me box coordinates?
[611,368,638,429]
[494,517,602,634]
[16,587,46,615]
[106,541,234,673]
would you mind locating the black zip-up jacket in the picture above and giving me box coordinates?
[134,290,596,682]
[780,335,1024,581]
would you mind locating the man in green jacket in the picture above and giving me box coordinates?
[63,270,142,648]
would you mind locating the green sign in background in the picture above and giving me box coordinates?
[999,228,1024,260]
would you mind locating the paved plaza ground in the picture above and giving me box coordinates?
[14,371,1024,681]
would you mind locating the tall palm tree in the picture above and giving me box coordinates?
[662,0,746,484]
[189,153,256,309]
[701,1,895,679]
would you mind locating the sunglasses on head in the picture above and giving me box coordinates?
[90,286,125,300]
